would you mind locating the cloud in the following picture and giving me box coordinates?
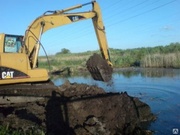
[160,25,173,31]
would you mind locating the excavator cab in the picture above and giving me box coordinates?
[0,34,23,53]
[3,35,23,53]
[0,33,49,84]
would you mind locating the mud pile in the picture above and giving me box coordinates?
[0,81,156,135]
[86,53,113,82]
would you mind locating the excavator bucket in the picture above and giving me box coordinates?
[86,53,113,82]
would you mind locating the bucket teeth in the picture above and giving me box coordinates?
[86,53,113,82]
[87,67,103,81]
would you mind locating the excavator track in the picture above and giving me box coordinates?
[0,80,58,105]
[86,53,113,82]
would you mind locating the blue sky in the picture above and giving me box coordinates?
[1,0,180,55]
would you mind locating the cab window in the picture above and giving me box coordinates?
[4,35,22,53]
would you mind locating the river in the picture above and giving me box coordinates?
[52,68,180,135]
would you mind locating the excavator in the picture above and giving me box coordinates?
[0,1,113,92]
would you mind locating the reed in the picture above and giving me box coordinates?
[141,52,180,68]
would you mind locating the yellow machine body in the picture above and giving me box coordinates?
[0,1,112,85]
[0,34,48,84]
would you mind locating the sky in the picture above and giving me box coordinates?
[1,0,180,55]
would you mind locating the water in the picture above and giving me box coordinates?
[52,68,180,135]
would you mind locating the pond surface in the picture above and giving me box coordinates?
[53,68,180,135]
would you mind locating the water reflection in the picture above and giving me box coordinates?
[51,68,180,82]
[114,68,180,78]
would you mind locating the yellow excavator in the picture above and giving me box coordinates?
[0,1,113,86]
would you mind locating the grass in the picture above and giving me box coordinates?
[38,45,180,72]
[0,125,45,135]
[38,51,100,72]
[0,125,21,135]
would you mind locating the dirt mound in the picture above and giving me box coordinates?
[0,81,156,135]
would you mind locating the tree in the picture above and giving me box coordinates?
[56,48,71,55]
[61,48,70,54]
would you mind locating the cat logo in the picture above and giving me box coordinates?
[67,15,85,22]
[1,71,14,79]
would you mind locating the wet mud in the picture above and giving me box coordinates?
[0,81,156,135]
[86,53,113,82]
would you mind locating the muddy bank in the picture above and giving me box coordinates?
[0,81,156,135]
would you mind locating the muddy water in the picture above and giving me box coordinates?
[53,68,180,135]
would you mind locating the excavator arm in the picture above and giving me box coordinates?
[23,1,112,70]
[86,2,113,81]
[92,2,112,66]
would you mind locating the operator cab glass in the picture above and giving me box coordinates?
[4,35,23,53]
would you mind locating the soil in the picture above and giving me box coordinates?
[86,53,113,82]
[0,81,156,135]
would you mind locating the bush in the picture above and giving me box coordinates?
[56,48,71,55]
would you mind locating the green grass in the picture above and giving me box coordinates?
[0,125,45,135]
[38,51,100,72]
[0,125,20,135]
[38,43,180,72]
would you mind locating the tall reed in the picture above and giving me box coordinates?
[141,52,180,68]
